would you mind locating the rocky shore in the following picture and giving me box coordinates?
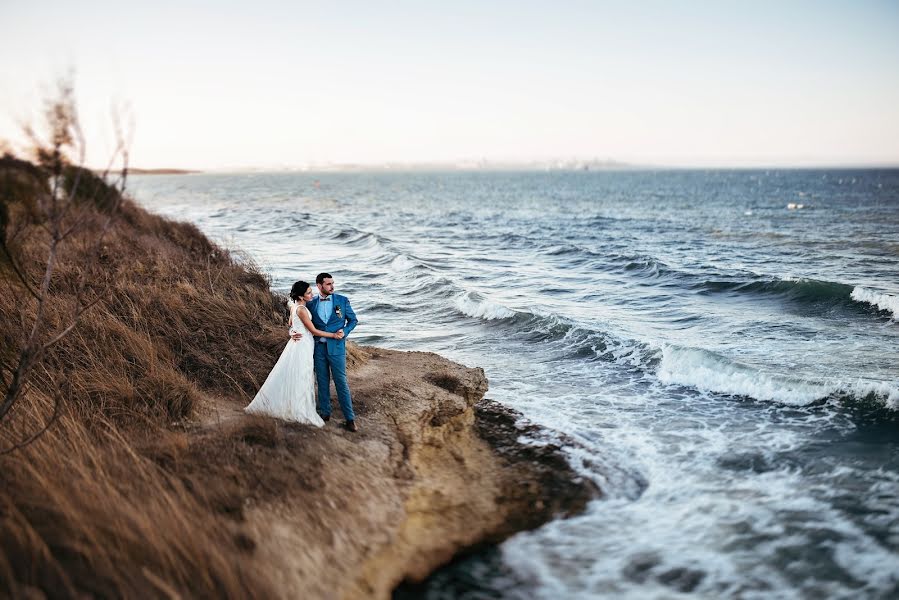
[197,345,599,599]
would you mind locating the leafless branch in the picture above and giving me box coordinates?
[0,379,63,455]
[0,79,130,450]
[0,242,40,300]
[0,230,60,421]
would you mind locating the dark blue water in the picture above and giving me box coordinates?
[131,170,899,599]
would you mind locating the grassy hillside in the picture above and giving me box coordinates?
[0,155,290,597]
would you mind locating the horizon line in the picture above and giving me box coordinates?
[122,160,899,174]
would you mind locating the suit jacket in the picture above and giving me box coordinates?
[308,293,357,355]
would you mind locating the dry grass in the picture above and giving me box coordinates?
[425,371,462,395]
[0,157,295,597]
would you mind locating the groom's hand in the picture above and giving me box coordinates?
[290,332,303,341]
[335,329,345,340]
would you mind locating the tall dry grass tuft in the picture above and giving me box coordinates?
[0,408,266,598]
[1,155,290,597]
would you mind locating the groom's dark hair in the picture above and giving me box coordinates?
[316,272,332,284]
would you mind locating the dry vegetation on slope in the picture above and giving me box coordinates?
[1,153,290,597]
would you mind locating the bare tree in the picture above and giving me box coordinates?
[0,80,129,452]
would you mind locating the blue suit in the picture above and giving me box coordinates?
[307,293,358,420]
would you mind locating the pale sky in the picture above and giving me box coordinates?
[2,0,898,169]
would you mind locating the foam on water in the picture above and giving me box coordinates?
[851,286,899,319]
[845,379,899,409]
[497,390,899,599]
[656,345,832,405]
[390,253,417,271]
[454,292,517,320]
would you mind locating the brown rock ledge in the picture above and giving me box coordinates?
[196,344,599,600]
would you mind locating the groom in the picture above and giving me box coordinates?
[308,273,359,432]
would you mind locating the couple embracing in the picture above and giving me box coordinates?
[245,273,359,432]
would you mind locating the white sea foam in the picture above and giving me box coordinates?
[656,346,831,405]
[390,253,416,271]
[851,286,899,319]
[499,384,897,598]
[454,293,516,320]
[846,379,899,409]
[778,272,803,282]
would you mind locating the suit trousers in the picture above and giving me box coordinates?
[313,342,354,421]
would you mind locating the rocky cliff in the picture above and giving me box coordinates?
[197,345,598,599]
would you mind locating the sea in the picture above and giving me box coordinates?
[130,169,899,599]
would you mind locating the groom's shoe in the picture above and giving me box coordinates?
[321,414,330,422]
[345,420,358,432]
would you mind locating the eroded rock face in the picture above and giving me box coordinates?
[225,345,598,600]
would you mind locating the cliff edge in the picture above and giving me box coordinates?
[191,345,598,600]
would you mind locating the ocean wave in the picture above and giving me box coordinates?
[454,293,516,320]
[656,345,899,409]
[452,293,583,337]
[329,226,393,252]
[692,277,899,322]
[391,273,459,300]
[841,380,899,410]
[449,293,664,368]
[454,302,897,410]
[696,277,855,304]
[656,346,833,406]
[542,243,602,258]
[390,254,418,272]
[542,244,678,279]
[494,231,537,248]
[324,224,437,279]
[621,254,672,278]
[850,287,899,319]
[407,273,898,412]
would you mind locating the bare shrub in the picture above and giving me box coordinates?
[1,80,127,451]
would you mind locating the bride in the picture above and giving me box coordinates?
[245,281,340,425]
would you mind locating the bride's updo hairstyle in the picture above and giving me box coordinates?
[290,280,311,302]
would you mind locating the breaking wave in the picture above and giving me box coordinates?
[656,345,899,409]
[657,345,831,405]
[454,293,516,320]
[696,277,854,304]
[851,286,899,319]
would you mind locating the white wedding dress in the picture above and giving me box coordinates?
[245,302,324,427]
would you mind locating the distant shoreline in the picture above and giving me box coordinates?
[128,168,201,175]
[127,164,899,176]
[105,164,899,177]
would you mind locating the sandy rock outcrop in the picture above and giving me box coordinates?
[208,345,598,600]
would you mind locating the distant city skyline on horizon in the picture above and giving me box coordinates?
[124,158,899,174]
[2,1,898,170]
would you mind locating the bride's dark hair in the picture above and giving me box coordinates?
[289,280,311,302]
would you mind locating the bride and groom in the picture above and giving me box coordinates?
[245,273,359,432]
